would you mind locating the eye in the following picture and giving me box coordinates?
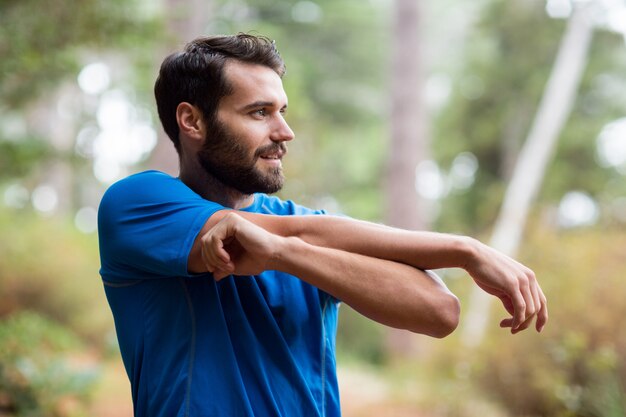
[251,108,267,118]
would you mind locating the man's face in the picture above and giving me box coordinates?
[197,60,294,195]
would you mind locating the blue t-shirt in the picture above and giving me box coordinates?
[98,170,340,417]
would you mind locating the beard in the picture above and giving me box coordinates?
[197,120,286,195]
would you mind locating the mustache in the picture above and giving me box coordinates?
[254,142,287,158]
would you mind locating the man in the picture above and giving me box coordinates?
[98,33,547,417]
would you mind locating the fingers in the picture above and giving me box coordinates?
[202,235,232,270]
[199,212,281,280]
[469,243,548,335]
[509,282,527,331]
[535,286,549,332]
[513,314,534,334]
[502,269,548,334]
[200,214,241,279]
[501,314,533,334]
[499,317,513,328]
[526,270,546,332]
[515,272,535,331]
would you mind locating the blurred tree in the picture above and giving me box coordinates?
[475,225,626,417]
[385,0,431,356]
[0,139,51,179]
[386,0,429,231]
[0,0,158,109]
[463,2,595,346]
[433,0,626,235]
[0,206,111,343]
[0,311,99,416]
[374,224,626,417]
[0,0,160,183]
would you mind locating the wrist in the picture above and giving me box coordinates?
[455,235,480,271]
[267,235,301,272]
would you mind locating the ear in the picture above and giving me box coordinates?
[176,102,205,143]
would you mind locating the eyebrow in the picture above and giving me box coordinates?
[240,101,287,111]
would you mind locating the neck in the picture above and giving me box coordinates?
[179,157,254,210]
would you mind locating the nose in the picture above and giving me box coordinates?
[270,114,295,143]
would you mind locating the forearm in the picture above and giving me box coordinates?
[250,213,475,270]
[191,210,474,274]
[269,236,460,337]
[256,215,547,333]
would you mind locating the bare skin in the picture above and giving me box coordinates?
[200,212,461,337]
[198,212,547,334]
[176,60,548,336]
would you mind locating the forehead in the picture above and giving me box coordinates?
[220,60,288,109]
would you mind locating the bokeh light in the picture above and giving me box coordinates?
[77,62,111,95]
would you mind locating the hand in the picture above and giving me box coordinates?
[464,239,548,334]
[200,212,282,280]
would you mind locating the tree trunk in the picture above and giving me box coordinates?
[385,0,430,356]
[461,6,594,347]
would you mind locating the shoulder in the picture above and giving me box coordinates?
[101,170,184,205]
[247,194,326,216]
[99,170,212,215]
[98,170,224,234]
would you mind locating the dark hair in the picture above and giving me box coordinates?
[154,33,286,152]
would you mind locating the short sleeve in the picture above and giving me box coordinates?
[246,194,340,304]
[98,171,226,281]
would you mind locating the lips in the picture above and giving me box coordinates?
[259,152,282,160]
[257,144,287,161]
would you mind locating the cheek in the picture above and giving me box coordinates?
[237,126,267,150]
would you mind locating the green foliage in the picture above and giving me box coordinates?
[469,225,626,417]
[356,223,626,417]
[336,306,388,365]
[433,0,626,233]
[0,138,52,179]
[0,0,161,109]
[0,207,111,344]
[0,0,162,187]
[0,311,100,417]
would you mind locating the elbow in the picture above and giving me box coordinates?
[433,293,461,338]
[408,292,461,339]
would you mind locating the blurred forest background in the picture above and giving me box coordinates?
[1,0,626,416]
